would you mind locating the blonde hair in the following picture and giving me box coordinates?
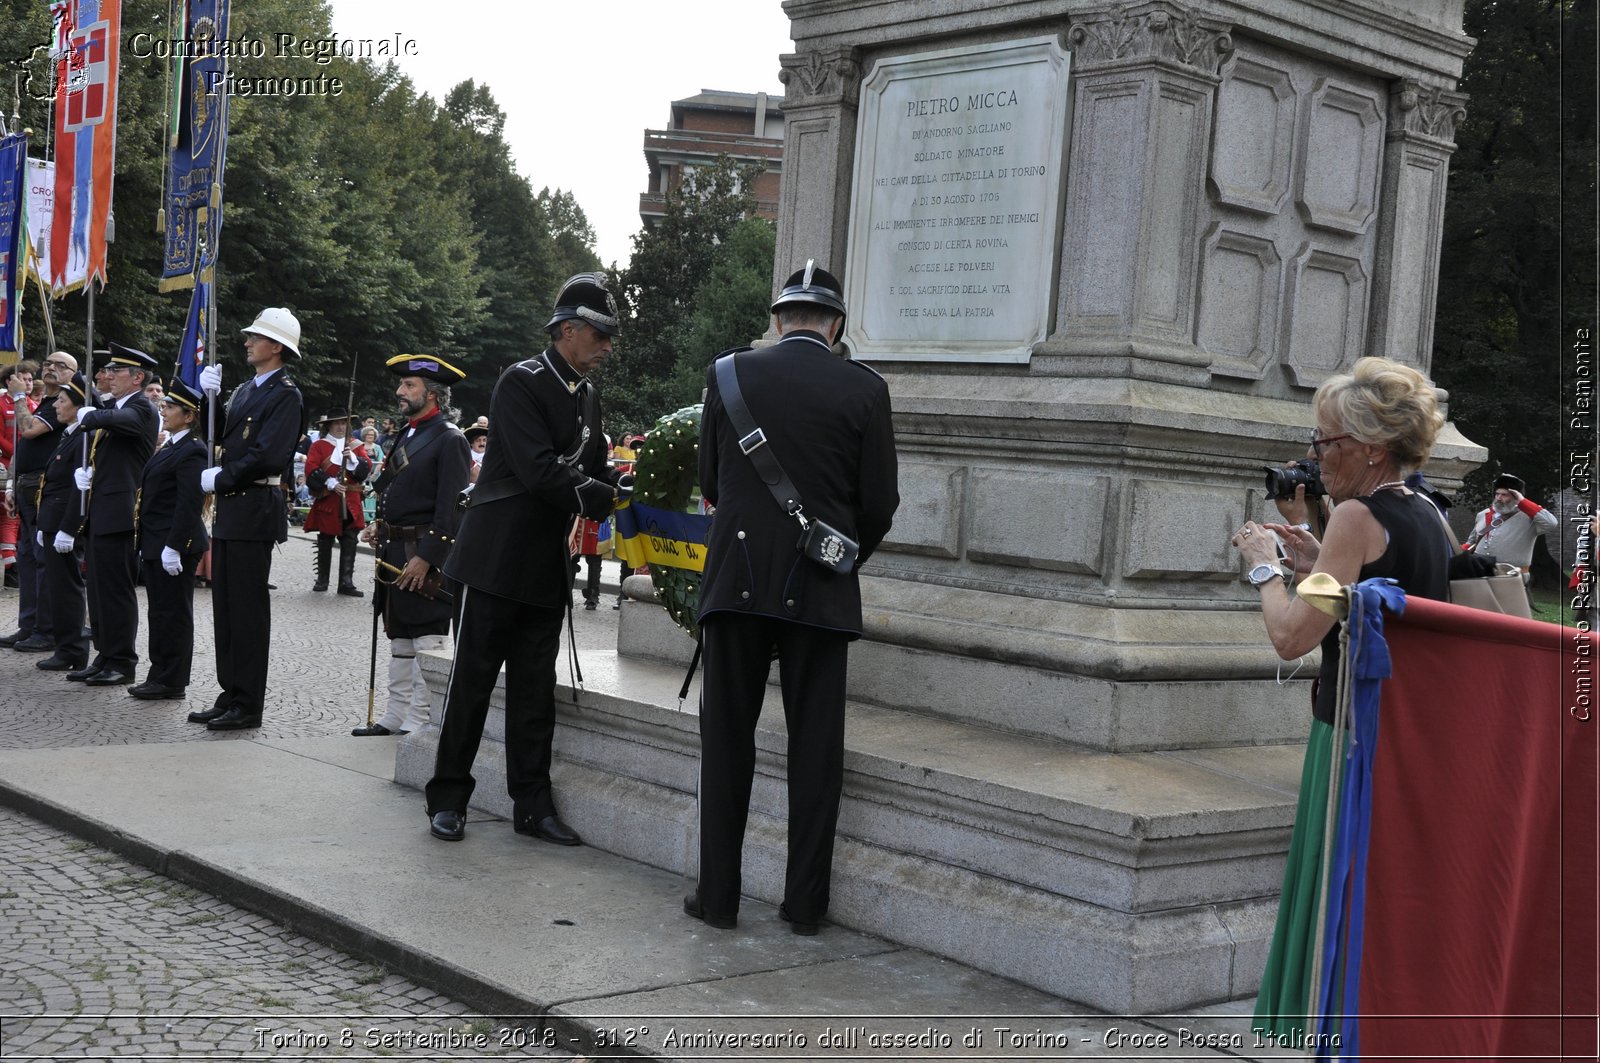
[1313,357,1443,471]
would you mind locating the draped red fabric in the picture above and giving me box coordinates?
[1358,597,1598,1061]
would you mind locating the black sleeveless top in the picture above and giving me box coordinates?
[1312,490,1453,724]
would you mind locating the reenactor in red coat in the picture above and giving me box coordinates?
[304,408,372,596]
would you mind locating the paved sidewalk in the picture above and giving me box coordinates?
[0,534,1272,1061]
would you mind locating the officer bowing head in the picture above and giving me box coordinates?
[545,272,619,377]
[771,260,847,345]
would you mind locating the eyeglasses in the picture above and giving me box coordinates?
[1311,432,1354,459]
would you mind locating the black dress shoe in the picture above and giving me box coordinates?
[84,669,135,686]
[65,664,103,682]
[36,654,86,671]
[186,705,230,724]
[514,814,582,846]
[336,584,365,597]
[429,809,465,841]
[683,892,737,930]
[13,635,55,652]
[583,599,597,611]
[128,682,185,700]
[311,581,328,592]
[206,707,262,731]
[0,630,25,648]
[350,723,396,736]
[779,903,820,937]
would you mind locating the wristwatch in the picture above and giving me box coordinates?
[1247,562,1286,587]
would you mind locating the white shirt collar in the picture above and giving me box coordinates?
[168,428,189,444]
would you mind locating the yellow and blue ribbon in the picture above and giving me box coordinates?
[612,498,709,572]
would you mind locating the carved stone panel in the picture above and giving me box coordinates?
[1060,78,1146,330]
[1124,479,1243,579]
[966,469,1109,574]
[1283,245,1369,388]
[1197,225,1282,379]
[1296,78,1385,235]
[880,462,965,559]
[1209,57,1295,215]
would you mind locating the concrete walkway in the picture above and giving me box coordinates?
[0,535,1275,1060]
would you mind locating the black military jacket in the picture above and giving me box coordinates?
[35,422,94,540]
[213,368,305,542]
[697,331,899,637]
[76,392,159,536]
[137,430,210,559]
[444,347,617,607]
[373,411,471,636]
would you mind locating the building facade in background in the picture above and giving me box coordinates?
[639,90,784,227]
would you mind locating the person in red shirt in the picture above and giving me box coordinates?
[303,409,372,595]
[1,361,40,584]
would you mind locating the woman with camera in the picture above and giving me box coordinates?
[1230,356,1454,1043]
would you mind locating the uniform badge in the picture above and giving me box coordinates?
[242,425,250,439]
[819,533,847,567]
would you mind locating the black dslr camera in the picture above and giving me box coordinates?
[1264,459,1327,501]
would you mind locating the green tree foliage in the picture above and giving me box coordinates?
[1433,0,1597,501]
[666,216,776,407]
[603,155,769,432]
[1,0,600,424]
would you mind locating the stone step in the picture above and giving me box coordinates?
[399,640,1305,1012]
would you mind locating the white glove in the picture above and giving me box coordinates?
[76,408,100,428]
[73,466,93,491]
[324,476,340,492]
[161,546,183,576]
[53,531,74,553]
[198,364,222,395]
[36,530,44,547]
[200,467,219,494]
[344,450,360,471]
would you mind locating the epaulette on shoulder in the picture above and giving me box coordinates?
[514,358,546,377]
[845,357,885,381]
[716,345,755,359]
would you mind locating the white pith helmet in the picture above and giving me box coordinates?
[241,307,302,357]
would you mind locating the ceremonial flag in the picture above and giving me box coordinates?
[1292,583,1598,1060]
[174,275,208,388]
[160,0,230,290]
[25,159,87,292]
[0,133,26,355]
[613,498,710,572]
[49,0,120,293]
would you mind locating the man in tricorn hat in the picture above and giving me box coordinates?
[424,273,623,844]
[1465,473,1559,582]
[352,354,471,737]
[684,261,899,936]
[303,408,372,595]
[66,343,161,686]
[192,307,307,731]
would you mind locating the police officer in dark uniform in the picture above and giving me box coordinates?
[684,262,899,935]
[129,378,211,700]
[32,373,95,673]
[353,354,471,737]
[68,343,161,686]
[424,274,622,844]
[191,307,307,731]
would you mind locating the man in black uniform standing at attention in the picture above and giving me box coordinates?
[353,354,471,737]
[191,308,307,731]
[684,262,899,936]
[68,344,161,686]
[425,274,622,844]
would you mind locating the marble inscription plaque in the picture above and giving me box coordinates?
[844,38,1072,363]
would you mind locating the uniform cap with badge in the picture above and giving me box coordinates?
[162,377,207,416]
[545,272,620,336]
[106,342,160,374]
[771,260,847,327]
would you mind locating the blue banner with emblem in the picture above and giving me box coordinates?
[174,275,208,388]
[0,132,26,355]
[612,498,710,573]
[159,0,230,291]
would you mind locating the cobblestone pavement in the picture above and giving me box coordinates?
[0,532,628,1059]
[0,533,627,750]
[0,807,581,1060]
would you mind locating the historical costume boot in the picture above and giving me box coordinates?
[336,530,364,597]
[312,534,332,592]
